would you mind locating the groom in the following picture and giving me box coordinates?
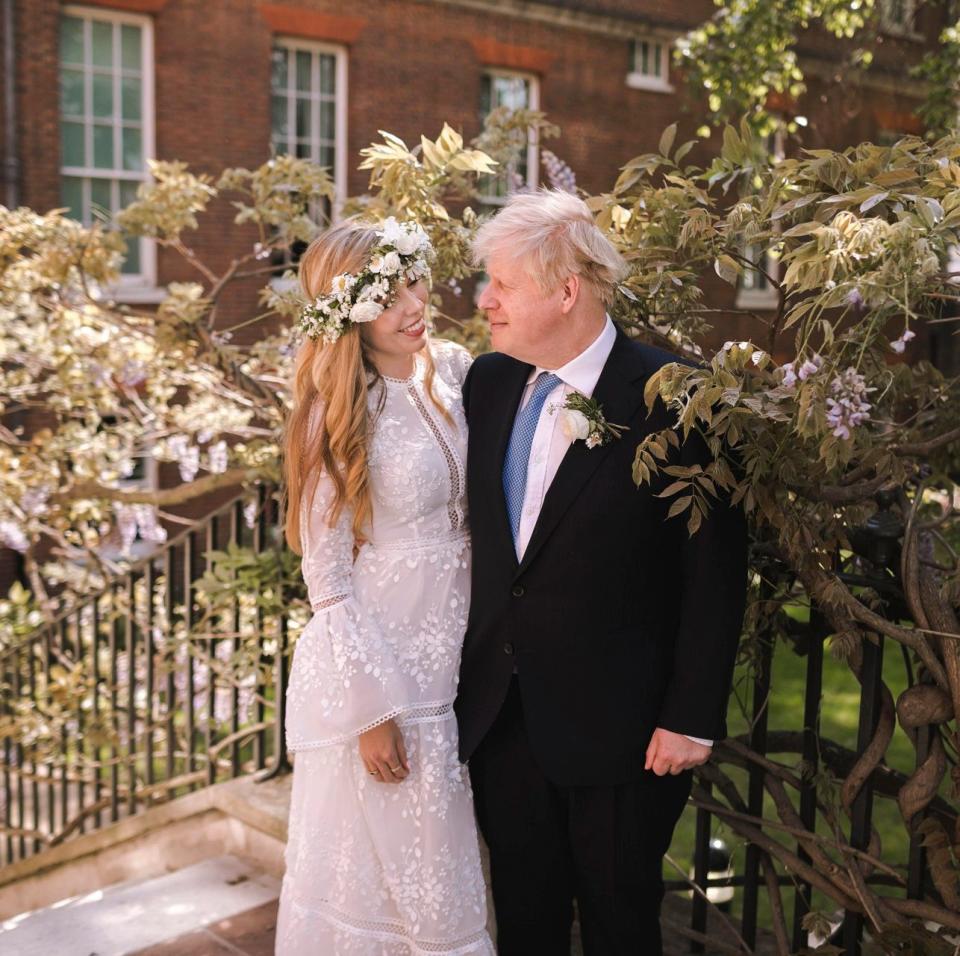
[455,190,748,955]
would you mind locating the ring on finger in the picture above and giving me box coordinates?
[389,765,402,774]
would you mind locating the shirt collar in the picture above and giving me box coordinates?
[527,314,617,397]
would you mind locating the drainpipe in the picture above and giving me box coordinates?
[3,0,19,208]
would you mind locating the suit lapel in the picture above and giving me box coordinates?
[476,357,531,570]
[514,329,650,579]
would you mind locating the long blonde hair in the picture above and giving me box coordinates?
[283,220,449,555]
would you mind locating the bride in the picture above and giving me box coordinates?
[274,217,494,955]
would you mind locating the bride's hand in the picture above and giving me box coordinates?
[359,719,410,783]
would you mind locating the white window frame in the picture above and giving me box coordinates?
[879,0,922,39]
[61,5,160,303]
[736,123,785,311]
[478,68,540,207]
[626,36,674,93]
[269,37,348,290]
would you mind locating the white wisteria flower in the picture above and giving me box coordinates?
[208,440,228,474]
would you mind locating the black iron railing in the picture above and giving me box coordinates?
[670,542,952,955]
[0,484,290,868]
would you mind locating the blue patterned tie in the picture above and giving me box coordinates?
[503,372,562,542]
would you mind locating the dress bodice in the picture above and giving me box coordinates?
[365,342,470,547]
[299,339,472,614]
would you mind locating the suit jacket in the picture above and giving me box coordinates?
[455,326,749,787]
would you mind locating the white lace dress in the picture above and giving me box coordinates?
[275,341,493,956]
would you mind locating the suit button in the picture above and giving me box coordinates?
[512,585,525,597]
[503,642,514,655]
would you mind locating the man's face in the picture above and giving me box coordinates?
[477,252,564,365]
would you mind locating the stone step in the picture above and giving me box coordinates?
[0,854,280,956]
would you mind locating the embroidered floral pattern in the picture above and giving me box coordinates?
[278,340,492,955]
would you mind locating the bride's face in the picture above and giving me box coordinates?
[362,277,429,364]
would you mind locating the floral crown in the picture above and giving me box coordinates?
[298,217,433,344]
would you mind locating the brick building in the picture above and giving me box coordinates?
[0,0,950,593]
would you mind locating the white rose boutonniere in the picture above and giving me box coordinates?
[558,407,590,443]
[552,392,628,449]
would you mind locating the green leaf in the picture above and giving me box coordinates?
[859,191,888,213]
[667,496,693,519]
[714,254,741,285]
[659,123,678,159]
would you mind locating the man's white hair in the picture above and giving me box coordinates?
[472,189,627,305]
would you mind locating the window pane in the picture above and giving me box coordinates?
[121,76,141,120]
[319,54,335,93]
[122,236,141,275]
[122,127,142,170]
[295,97,311,139]
[320,100,334,141]
[60,69,84,117]
[61,121,85,167]
[121,25,141,70]
[296,51,311,92]
[60,16,85,66]
[119,179,140,208]
[90,177,112,218]
[271,95,289,139]
[480,74,492,116]
[270,47,288,91]
[492,75,529,110]
[92,72,113,117]
[652,43,662,77]
[61,176,84,221]
[93,124,114,168]
[319,144,334,173]
[92,20,113,68]
[295,140,312,159]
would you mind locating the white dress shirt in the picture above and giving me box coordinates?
[511,314,713,748]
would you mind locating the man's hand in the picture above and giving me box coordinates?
[644,727,711,776]
[359,719,409,783]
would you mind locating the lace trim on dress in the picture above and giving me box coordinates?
[310,591,351,612]
[406,386,466,532]
[367,528,469,554]
[289,897,492,955]
[287,700,454,752]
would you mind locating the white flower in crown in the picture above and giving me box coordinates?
[379,216,407,245]
[331,273,356,295]
[380,251,402,275]
[395,229,425,255]
[350,300,384,324]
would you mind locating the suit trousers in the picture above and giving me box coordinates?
[468,676,692,956]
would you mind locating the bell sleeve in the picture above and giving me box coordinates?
[284,465,413,752]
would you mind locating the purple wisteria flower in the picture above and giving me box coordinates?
[845,287,864,309]
[541,150,577,194]
[890,329,915,354]
[825,367,874,440]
